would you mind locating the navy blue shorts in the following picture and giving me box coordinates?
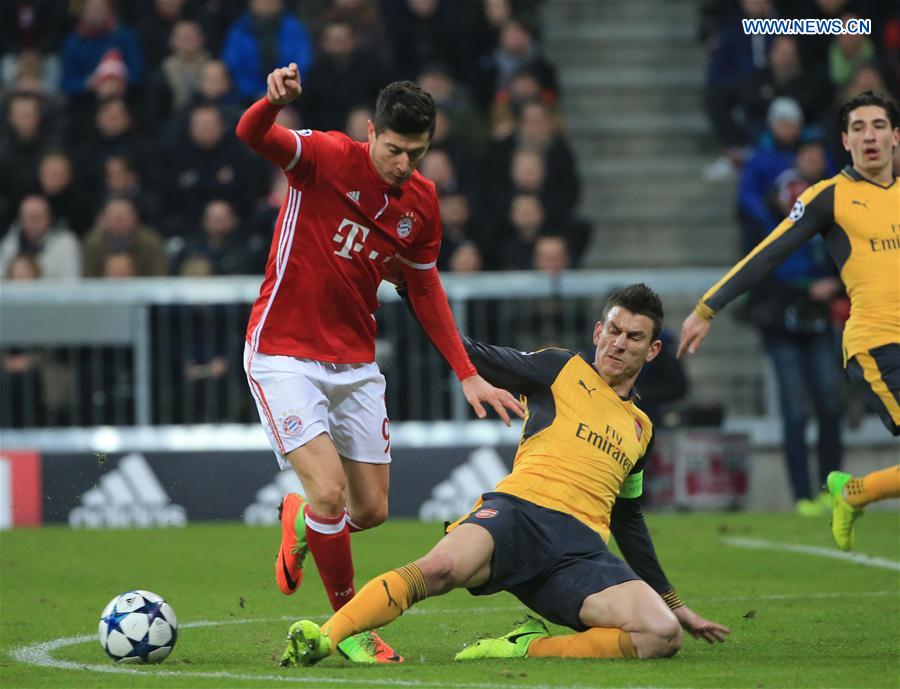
[847,344,900,436]
[457,492,639,631]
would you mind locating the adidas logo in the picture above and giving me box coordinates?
[418,447,508,522]
[243,468,305,525]
[69,453,187,528]
[346,190,360,204]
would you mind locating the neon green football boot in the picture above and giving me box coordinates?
[336,630,403,663]
[827,471,864,551]
[455,615,550,660]
[279,620,332,667]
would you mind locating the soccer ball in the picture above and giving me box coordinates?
[98,590,178,663]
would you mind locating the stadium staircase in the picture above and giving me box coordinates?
[542,0,766,415]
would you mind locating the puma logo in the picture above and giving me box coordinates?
[852,199,869,210]
[578,379,596,397]
[382,579,399,608]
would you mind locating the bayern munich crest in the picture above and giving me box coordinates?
[282,415,302,436]
[396,211,416,238]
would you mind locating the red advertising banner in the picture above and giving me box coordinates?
[0,451,43,528]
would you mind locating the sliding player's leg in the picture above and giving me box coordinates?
[280,523,495,667]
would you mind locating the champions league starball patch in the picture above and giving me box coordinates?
[396,211,416,238]
[788,198,805,221]
[281,415,302,436]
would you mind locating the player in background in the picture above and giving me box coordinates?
[236,63,524,663]
[278,284,730,667]
[678,91,900,551]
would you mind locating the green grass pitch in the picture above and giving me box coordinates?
[2,512,898,689]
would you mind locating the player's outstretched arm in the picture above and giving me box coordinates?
[460,374,525,427]
[399,266,526,425]
[676,312,711,358]
[678,181,835,360]
[671,605,731,643]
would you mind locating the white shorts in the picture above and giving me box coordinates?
[243,342,391,468]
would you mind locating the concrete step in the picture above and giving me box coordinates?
[580,157,714,180]
[581,179,735,212]
[582,234,738,268]
[560,66,703,90]
[568,112,709,136]
[573,133,716,159]
[562,88,702,118]
[546,44,704,70]
[544,21,704,69]
[579,219,740,249]
[583,204,736,226]
[544,22,697,44]
[542,0,697,25]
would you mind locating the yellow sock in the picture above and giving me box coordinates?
[846,465,900,508]
[527,627,637,659]
[320,564,427,646]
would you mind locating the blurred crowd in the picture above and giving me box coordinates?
[0,0,595,284]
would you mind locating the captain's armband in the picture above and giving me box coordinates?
[619,470,644,499]
[693,302,715,322]
[661,589,685,610]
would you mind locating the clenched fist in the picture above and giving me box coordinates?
[266,63,301,106]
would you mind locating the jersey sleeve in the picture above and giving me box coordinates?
[395,189,441,270]
[461,334,572,395]
[235,98,302,170]
[287,130,348,187]
[402,266,478,381]
[236,99,345,185]
[696,180,837,319]
[609,436,682,602]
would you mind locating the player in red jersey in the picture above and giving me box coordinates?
[236,63,524,664]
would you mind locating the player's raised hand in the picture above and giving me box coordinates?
[266,63,301,106]
[461,375,525,427]
[677,312,711,359]
[672,605,731,643]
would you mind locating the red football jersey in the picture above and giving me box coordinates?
[245,127,441,363]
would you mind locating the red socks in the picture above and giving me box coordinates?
[305,509,355,611]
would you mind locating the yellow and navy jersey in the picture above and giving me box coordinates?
[699,166,900,363]
[455,336,654,543]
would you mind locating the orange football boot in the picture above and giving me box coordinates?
[275,493,308,595]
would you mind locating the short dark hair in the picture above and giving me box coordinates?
[373,81,436,138]
[839,90,899,132]
[603,283,664,340]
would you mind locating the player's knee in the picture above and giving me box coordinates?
[307,482,347,517]
[348,503,388,530]
[635,616,682,659]
[415,552,455,594]
[659,618,683,657]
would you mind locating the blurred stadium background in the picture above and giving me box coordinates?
[1,0,898,530]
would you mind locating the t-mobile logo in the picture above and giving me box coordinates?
[333,218,370,259]
[332,218,392,264]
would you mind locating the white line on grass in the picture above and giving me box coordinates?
[697,590,897,602]
[723,537,900,571]
[10,592,898,687]
[9,621,668,689]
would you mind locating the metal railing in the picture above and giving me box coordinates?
[1,269,751,430]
